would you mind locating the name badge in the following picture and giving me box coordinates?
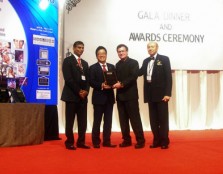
[81,75,86,81]
[147,75,152,82]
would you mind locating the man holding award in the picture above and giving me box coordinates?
[89,46,117,148]
[113,44,145,149]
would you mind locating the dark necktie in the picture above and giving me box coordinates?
[150,57,154,60]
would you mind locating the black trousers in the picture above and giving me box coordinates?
[117,99,145,145]
[148,101,169,146]
[65,101,87,147]
[92,102,114,145]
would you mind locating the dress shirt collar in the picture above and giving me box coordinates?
[99,62,107,66]
[73,53,80,60]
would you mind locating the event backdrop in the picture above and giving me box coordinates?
[0,0,58,104]
[64,0,223,70]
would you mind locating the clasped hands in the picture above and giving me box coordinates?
[79,90,88,99]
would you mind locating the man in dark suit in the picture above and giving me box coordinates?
[61,41,90,150]
[89,46,117,148]
[139,41,172,149]
[113,44,145,149]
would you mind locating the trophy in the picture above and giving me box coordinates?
[103,70,117,86]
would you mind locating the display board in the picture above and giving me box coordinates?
[0,0,58,104]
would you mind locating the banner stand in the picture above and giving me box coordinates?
[44,105,61,141]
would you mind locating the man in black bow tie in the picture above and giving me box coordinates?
[139,41,172,149]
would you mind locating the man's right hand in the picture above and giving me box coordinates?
[102,82,111,89]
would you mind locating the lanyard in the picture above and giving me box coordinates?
[147,60,155,76]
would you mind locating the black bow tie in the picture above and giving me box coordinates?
[150,57,155,60]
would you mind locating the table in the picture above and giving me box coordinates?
[0,103,45,147]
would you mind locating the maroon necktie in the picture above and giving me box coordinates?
[102,64,107,72]
[77,57,81,65]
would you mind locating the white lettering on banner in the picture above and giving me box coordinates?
[33,34,55,47]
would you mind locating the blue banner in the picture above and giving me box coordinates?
[0,0,58,104]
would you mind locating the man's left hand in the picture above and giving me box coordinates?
[162,96,170,102]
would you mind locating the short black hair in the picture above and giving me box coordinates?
[116,44,128,52]
[95,46,107,56]
[73,41,84,48]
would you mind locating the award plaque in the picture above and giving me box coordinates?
[103,70,117,86]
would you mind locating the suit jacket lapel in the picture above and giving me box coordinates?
[107,64,113,71]
[71,55,79,69]
[144,58,150,73]
[96,62,105,82]
[96,62,103,72]
[152,54,160,74]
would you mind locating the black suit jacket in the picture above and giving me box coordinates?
[115,57,139,101]
[89,62,115,105]
[139,54,172,102]
[61,54,89,103]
